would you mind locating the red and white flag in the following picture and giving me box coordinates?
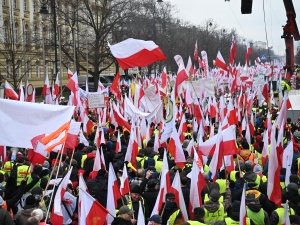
[5,80,18,100]
[229,35,236,65]
[113,103,131,131]
[245,41,252,66]
[215,51,228,71]
[54,74,60,96]
[28,141,47,166]
[170,171,188,221]
[281,200,291,225]
[124,126,139,169]
[106,163,121,224]
[66,72,80,106]
[187,151,206,218]
[193,40,198,61]
[109,38,166,70]
[186,56,194,75]
[0,146,7,163]
[67,68,73,79]
[167,127,186,169]
[50,168,73,225]
[42,74,53,104]
[175,63,189,96]
[79,187,109,225]
[18,81,25,102]
[110,72,121,101]
[65,120,81,149]
[239,183,247,225]
[120,163,130,196]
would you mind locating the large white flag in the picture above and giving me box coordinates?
[0,99,75,148]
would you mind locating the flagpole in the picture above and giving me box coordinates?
[68,148,75,171]
[45,148,65,222]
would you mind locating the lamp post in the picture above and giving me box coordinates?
[39,0,58,82]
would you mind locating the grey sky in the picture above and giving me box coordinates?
[169,0,300,56]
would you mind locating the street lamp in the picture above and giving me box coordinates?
[39,0,58,82]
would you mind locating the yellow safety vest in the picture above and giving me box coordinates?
[225,217,251,225]
[153,155,163,173]
[215,179,226,194]
[16,165,30,186]
[186,220,206,225]
[275,207,295,225]
[246,207,265,225]
[3,161,13,176]
[204,203,225,222]
[81,154,88,168]
[203,194,224,204]
[168,209,181,225]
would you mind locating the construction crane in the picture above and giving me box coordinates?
[282,0,300,80]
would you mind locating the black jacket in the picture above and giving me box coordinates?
[0,208,14,225]
[111,217,133,225]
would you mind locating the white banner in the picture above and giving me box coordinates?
[88,93,105,108]
[186,77,215,98]
[0,99,75,148]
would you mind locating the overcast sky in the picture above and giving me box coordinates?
[169,0,300,56]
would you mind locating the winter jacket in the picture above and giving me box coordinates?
[0,208,14,225]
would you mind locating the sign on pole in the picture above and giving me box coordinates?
[88,93,105,108]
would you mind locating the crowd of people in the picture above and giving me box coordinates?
[1,88,300,225]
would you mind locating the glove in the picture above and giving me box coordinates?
[38,169,49,178]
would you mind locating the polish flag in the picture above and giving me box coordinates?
[245,41,252,66]
[54,74,60,96]
[83,112,94,135]
[113,103,131,131]
[160,67,167,96]
[186,56,194,75]
[153,130,160,153]
[261,130,269,165]
[120,163,130,196]
[193,40,198,61]
[66,72,80,106]
[50,168,73,225]
[215,51,228,71]
[267,124,283,207]
[79,188,109,225]
[227,98,238,125]
[90,147,105,179]
[262,81,269,104]
[124,126,139,169]
[178,114,187,143]
[167,127,186,169]
[170,171,188,221]
[208,126,223,180]
[5,80,18,100]
[65,121,81,149]
[78,174,88,222]
[175,63,189,96]
[28,141,48,166]
[109,38,166,70]
[0,146,7,163]
[67,68,73,79]
[97,79,105,92]
[42,74,53,104]
[210,97,217,118]
[18,81,25,102]
[109,72,121,101]
[222,125,238,155]
[115,130,121,153]
[151,150,171,215]
[137,201,145,225]
[187,151,206,219]
[94,125,100,148]
[229,35,236,65]
[275,92,291,129]
[193,98,203,125]
[106,163,121,224]
[239,183,247,225]
[198,56,203,69]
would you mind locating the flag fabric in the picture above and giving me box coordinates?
[65,121,81,149]
[170,171,188,221]
[78,174,88,223]
[113,103,131,131]
[267,124,282,207]
[54,74,60,96]
[66,72,80,106]
[67,69,73,79]
[137,201,145,225]
[124,126,139,169]
[18,81,25,102]
[120,163,130,196]
[240,183,247,225]
[193,40,198,61]
[186,56,194,75]
[175,63,189,96]
[187,151,206,218]
[281,200,291,225]
[229,35,236,65]
[0,99,75,148]
[110,72,121,101]
[50,168,73,225]
[215,51,228,71]
[0,146,7,163]
[245,41,252,66]
[109,38,166,70]
[28,141,48,166]
[40,121,70,152]
[90,147,103,179]
[106,163,121,224]
[42,74,53,104]
[79,187,109,225]
[5,80,18,100]
[167,127,186,169]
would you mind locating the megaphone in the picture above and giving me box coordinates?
[10,147,19,161]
